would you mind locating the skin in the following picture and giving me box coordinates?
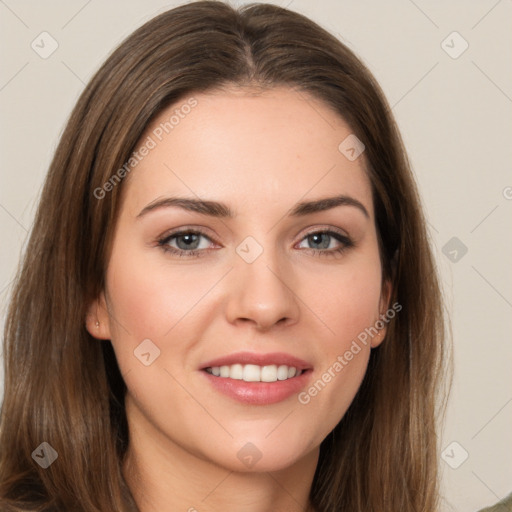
[86,86,391,512]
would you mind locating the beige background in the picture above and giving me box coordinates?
[0,1,511,510]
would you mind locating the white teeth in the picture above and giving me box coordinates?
[205,364,302,382]
[230,364,243,380]
[243,364,260,382]
[277,365,289,381]
[261,365,277,382]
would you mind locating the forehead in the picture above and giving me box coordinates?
[122,86,373,219]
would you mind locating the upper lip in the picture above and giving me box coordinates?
[201,351,313,371]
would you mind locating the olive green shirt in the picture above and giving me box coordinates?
[477,492,512,512]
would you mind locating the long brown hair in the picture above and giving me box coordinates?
[0,1,449,510]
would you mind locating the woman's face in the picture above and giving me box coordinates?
[89,86,390,472]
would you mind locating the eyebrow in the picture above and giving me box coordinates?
[136,194,369,219]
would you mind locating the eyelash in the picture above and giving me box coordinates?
[157,228,354,259]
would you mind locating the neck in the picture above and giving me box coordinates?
[122,398,319,512]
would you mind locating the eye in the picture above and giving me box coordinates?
[296,230,354,257]
[158,229,215,257]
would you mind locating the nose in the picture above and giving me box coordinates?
[224,248,300,332]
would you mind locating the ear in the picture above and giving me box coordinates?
[85,291,112,340]
[371,278,393,349]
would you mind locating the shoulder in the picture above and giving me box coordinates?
[476,492,512,512]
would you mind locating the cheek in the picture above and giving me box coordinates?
[105,242,219,341]
[102,243,217,388]
[310,252,383,346]
[297,253,382,426]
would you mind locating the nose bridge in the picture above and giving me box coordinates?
[225,235,300,329]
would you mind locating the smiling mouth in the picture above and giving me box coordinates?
[204,364,304,382]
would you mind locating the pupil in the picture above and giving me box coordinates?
[177,233,199,250]
[310,233,329,249]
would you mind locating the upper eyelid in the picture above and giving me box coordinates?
[159,226,217,241]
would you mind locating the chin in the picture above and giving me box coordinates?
[207,438,316,474]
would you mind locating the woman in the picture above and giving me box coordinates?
[0,1,449,511]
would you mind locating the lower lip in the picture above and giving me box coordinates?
[201,370,312,405]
